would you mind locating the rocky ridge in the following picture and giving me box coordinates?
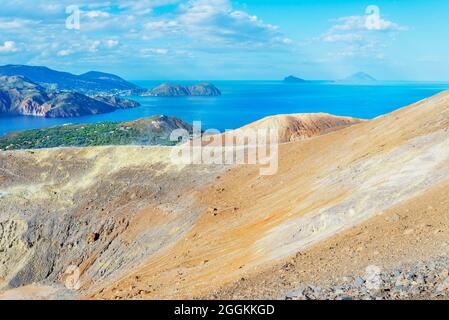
[0,65,140,94]
[0,76,140,118]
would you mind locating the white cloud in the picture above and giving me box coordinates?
[140,48,168,56]
[0,0,289,69]
[84,10,110,19]
[317,5,407,60]
[0,41,18,53]
[141,0,287,48]
[88,40,101,52]
[38,3,62,13]
[145,20,178,30]
[327,40,388,61]
[275,37,293,45]
[321,6,406,45]
[322,33,363,43]
[175,0,282,46]
[330,15,405,33]
[143,19,179,39]
[106,39,119,48]
[57,49,72,57]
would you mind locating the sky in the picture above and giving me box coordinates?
[0,0,448,81]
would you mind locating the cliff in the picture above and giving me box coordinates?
[0,76,140,118]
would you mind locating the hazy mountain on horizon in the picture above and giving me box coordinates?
[0,64,140,94]
[0,64,223,97]
[339,72,377,83]
[283,75,307,83]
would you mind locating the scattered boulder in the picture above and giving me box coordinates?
[87,233,100,244]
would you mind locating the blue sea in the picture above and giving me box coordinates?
[1,80,448,137]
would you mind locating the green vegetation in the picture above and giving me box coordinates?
[0,116,186,151]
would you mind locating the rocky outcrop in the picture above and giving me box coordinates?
[145,84,190,97]
[43,92,118,118]
[91,95,140,109]
[0,75,50,116]
[283,75,307,83]
[187,83,222,96]
[142,82,221,97]
[0,76,140,118]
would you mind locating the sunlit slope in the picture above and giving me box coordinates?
[96,90,449,299]
[234,113,363,143]
[2,90,449,299]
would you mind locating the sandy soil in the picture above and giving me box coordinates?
[205,178,449,299]
[93,90,449,299]
[2,91,449,300]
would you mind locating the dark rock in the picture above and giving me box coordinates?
[87,232,100,244]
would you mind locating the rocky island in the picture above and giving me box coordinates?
[142,82,221,97]
[283,75,307,83]
[0,65,222,121]
[0,75,140,118]
[0,65,222,99]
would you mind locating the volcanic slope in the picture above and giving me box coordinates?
[1,91,449,299]
[95,90,449,299]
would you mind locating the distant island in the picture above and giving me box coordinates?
[284,72,377,84]
[0,115,192,150]
[0,75,140,118]
[141,83,221,97]
[338,72,377,83]
[0,64,139,95]
[0,65,222,97]
[283,75,307,83]
[0,65,223,118]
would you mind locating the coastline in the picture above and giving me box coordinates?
[1,81,448,137]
